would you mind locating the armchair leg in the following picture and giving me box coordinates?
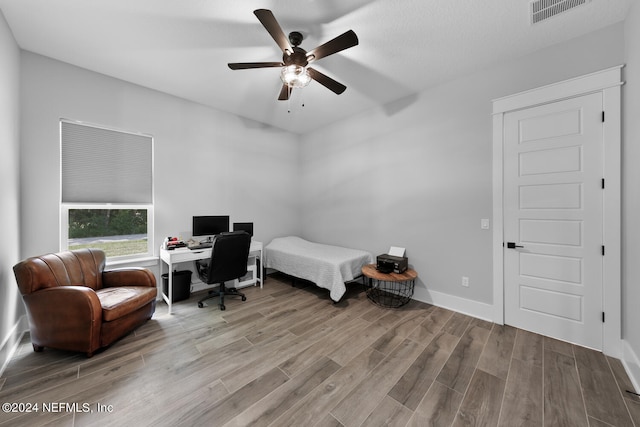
[32,344,43,353]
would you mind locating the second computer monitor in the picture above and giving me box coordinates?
[233,222,253,237]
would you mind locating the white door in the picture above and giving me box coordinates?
[503,92,604,350]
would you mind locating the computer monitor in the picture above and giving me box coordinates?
[233,222,253,237]
[192,215,229,240]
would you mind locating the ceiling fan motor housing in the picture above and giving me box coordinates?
[283,47,309,67]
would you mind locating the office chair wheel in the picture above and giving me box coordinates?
[198,302,204,308]
[241,296,247,301]
[219,304,226,311]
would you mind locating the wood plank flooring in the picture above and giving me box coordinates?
[1,274,639,427]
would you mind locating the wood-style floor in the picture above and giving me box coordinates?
[1,274,639,427]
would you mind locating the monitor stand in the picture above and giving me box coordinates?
[199,236,214,245]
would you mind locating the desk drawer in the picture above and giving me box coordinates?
[170,249,208,263]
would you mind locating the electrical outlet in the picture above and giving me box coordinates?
[481,218,490,230]
[462,276,469,287]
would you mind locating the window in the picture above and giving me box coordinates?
[60,120,154,260]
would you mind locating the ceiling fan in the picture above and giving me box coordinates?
[228,9,359,101]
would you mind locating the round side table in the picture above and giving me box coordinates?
[361,264,417,308]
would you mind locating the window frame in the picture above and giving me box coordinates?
[59,120,155,262]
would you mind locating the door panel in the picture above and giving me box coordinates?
[518,108,582,142]
[519,286,582,321]
[519,145,582,176]
[519,252,582,283]
[504,92,603,350]
[519,183,582,209]
[520,219,582,246]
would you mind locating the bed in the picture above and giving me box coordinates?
[265,236,374,302]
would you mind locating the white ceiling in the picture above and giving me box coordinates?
[0,0,633,134]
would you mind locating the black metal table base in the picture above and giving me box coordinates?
[365,278,415,308]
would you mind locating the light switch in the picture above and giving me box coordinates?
[481,219,490,230]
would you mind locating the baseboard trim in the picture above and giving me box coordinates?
[622,340,640,393]
[0,315,28,377]
[415,289,494,322]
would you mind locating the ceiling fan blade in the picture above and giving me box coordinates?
[254,9,293,53]
[307,30,358,62]
[228,62,283,70]
[307,68,347,95]
[278,84,290,101]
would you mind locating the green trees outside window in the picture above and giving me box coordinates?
[68,209,148,257]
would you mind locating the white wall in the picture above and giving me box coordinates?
[0,9,24,373]
[300,23,625,317]
[622,1,640,387]
[19,52,301,263]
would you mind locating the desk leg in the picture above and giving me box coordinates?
[167,262,173,315]
[160,257,173,315]
[259,247,264,288]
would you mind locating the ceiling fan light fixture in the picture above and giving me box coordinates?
[280,65,311,88]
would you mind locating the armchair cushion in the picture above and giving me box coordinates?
[97,286,157,322]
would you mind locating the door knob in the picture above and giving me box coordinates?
[506,242,524,249]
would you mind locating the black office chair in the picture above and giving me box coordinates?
[195,231,251,311]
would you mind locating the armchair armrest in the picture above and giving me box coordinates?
[102,267,156,288]
[23,286,102,352]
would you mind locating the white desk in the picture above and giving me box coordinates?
[159,241,263,314]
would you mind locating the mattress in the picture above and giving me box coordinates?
[265,236,374,302]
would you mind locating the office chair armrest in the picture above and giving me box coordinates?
[103,268,156,288]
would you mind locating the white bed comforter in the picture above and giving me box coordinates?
[265,236,374,302]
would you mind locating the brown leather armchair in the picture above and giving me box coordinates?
[13,248,157,357]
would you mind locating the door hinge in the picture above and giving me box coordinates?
[602,111,605,122]
[602,178,605,189]
[602,245,605,256]
[602,312,605,323]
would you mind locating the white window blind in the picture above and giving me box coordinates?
[61,121,153,203]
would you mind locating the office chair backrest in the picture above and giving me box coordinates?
[205,231,251,284]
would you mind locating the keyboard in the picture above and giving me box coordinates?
[189,243,212,250]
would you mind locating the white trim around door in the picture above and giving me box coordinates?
[491,65,623,357]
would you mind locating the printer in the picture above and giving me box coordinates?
[376,246,408,274]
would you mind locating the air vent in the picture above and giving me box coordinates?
[530,0,591,24]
